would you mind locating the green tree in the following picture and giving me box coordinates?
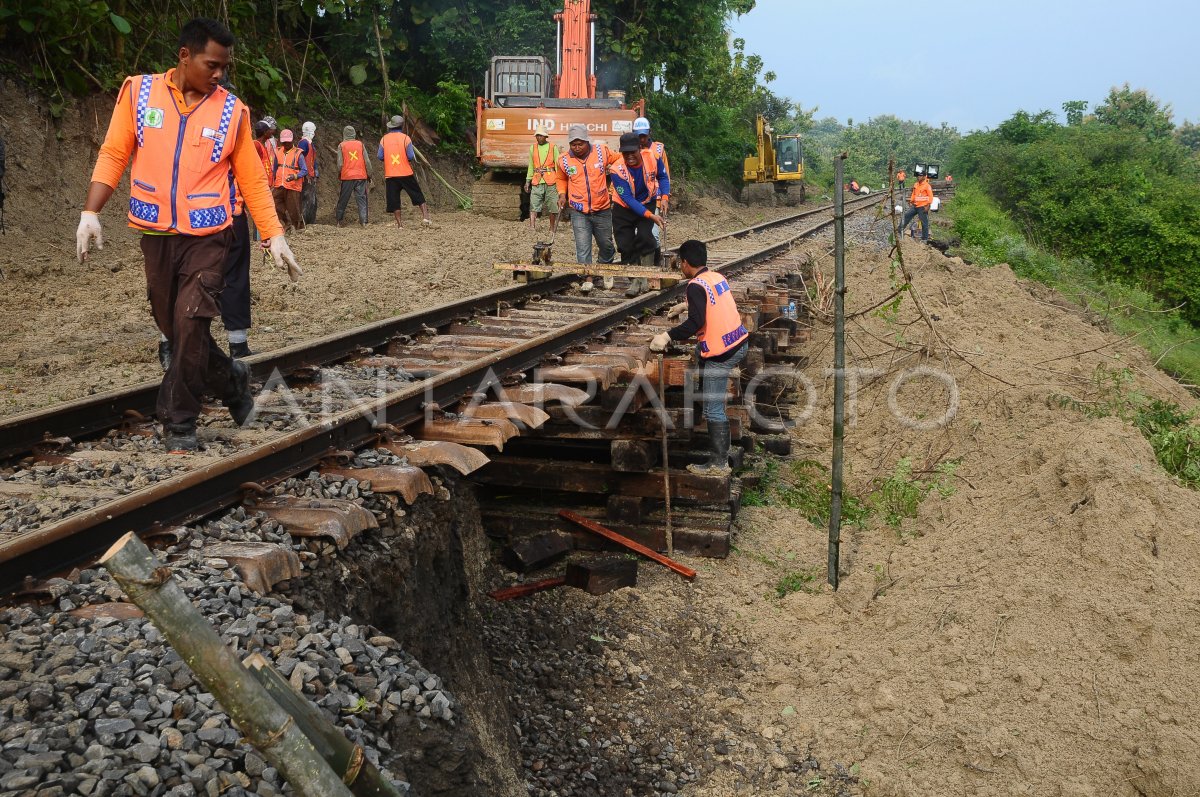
[1176,121,1200,153]
[1094,84,1174,140]
[1062,99,1088,126]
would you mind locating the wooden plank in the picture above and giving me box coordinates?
[565,557,638,595]
[610,440,658,472]
[472,455,730,502]
[559,510,697,581]
[501,532,573,573]
[488,576,567,601]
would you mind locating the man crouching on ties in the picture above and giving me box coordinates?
[649,240,748,475]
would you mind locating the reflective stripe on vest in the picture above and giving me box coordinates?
[275,148,303,192]
[340,140,367,181]
[530,143,557,185]
[381,131,414,177]
[127,73,243,235]
[691,270,748,358]
[610,150,658,211]
[560,144,612,213]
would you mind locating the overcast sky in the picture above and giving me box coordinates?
[729,0,1200,132]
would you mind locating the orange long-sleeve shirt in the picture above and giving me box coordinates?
[909,180,934,208]
[91,69,283,239]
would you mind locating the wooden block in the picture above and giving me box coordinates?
[565,557,638,595]
[607,494,650,524]
[501,532,573,573]
[610,439,658,472]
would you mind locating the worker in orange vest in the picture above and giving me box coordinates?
[900,171,934,241]
[75,17,301,452]
[378,115,432,228]
[609,132,667,296]
[896,168,906,191]
[525,127,560,235]
[298,121,319,225]
[335,125,371,226]
[633,116,671,265]
[272,129,307,232]
[650,239,748,475]
[556,123,622,291]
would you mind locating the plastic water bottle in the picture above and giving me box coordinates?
[787,300,796,320]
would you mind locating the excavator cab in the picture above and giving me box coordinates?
[774,136,803,179]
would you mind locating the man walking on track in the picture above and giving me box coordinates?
[335,125,371,226]
[525,127,559,235]
[75,17,302,453]
[378,115,432,228]
[649,239,748,476]
[272,128,307,232]
[556,123,622,292]
[900,171,934,242]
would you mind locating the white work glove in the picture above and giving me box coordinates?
[666,302,687,319]
[76,211,104,263]
[649,331,671,353]
[266,236,303,282]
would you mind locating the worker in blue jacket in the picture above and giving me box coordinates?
[608,132,667,296]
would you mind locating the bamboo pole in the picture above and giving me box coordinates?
[243,654,406,797]
[828,153,848,591]
[658,353,674,555]
[101,533,355,797]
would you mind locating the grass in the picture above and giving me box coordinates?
[1053,364,1200,489]
[945,182,1200,390]
[870,458,958,531]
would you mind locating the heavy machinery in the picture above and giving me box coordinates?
[473,0,644,219]
[742,114,805,205]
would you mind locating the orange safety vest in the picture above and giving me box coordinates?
[125,73,246,235]
[381,131,414,177]
[302,139,317,178]
[274,147,304,192]
[559,143,615,214]
[897,170,906,182]
[691,270,748,358]
[649,141,670,188]
[254,140,274,188]
[340,140,367,181]
[530,143,558,186]
[609,150,659,213]
[909,180,934,208]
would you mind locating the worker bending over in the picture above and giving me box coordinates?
[609,132,666,297]
[649,240,749,475]
[76,17,301,453]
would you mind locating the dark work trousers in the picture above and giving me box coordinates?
[220,212,252,332]
[611,200,657,264]
[900,204,929,240]
[141,229,239,428]
[336,179,369,224]
[301,177,318,225]
[273,186,304,231]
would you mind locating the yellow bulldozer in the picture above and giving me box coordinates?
[742,114,805,205]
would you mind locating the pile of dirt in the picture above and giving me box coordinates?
[678,240,1200,796]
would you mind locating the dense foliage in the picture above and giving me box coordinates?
[950,86,1200,324]
[799,114,960,190]
[0,0,791,182]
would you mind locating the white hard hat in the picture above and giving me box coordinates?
[633,117,650,134]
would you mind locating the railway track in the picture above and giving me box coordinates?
[0,191,886,595]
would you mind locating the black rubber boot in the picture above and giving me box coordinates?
[163,423,198,453]
[228,341,255,359]
[223,359,255,426]
[158,340,172,372]
[688,420,731,475]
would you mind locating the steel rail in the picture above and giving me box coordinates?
[0,193,885,593]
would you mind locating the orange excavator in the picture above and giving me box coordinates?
[472,0,644,219]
